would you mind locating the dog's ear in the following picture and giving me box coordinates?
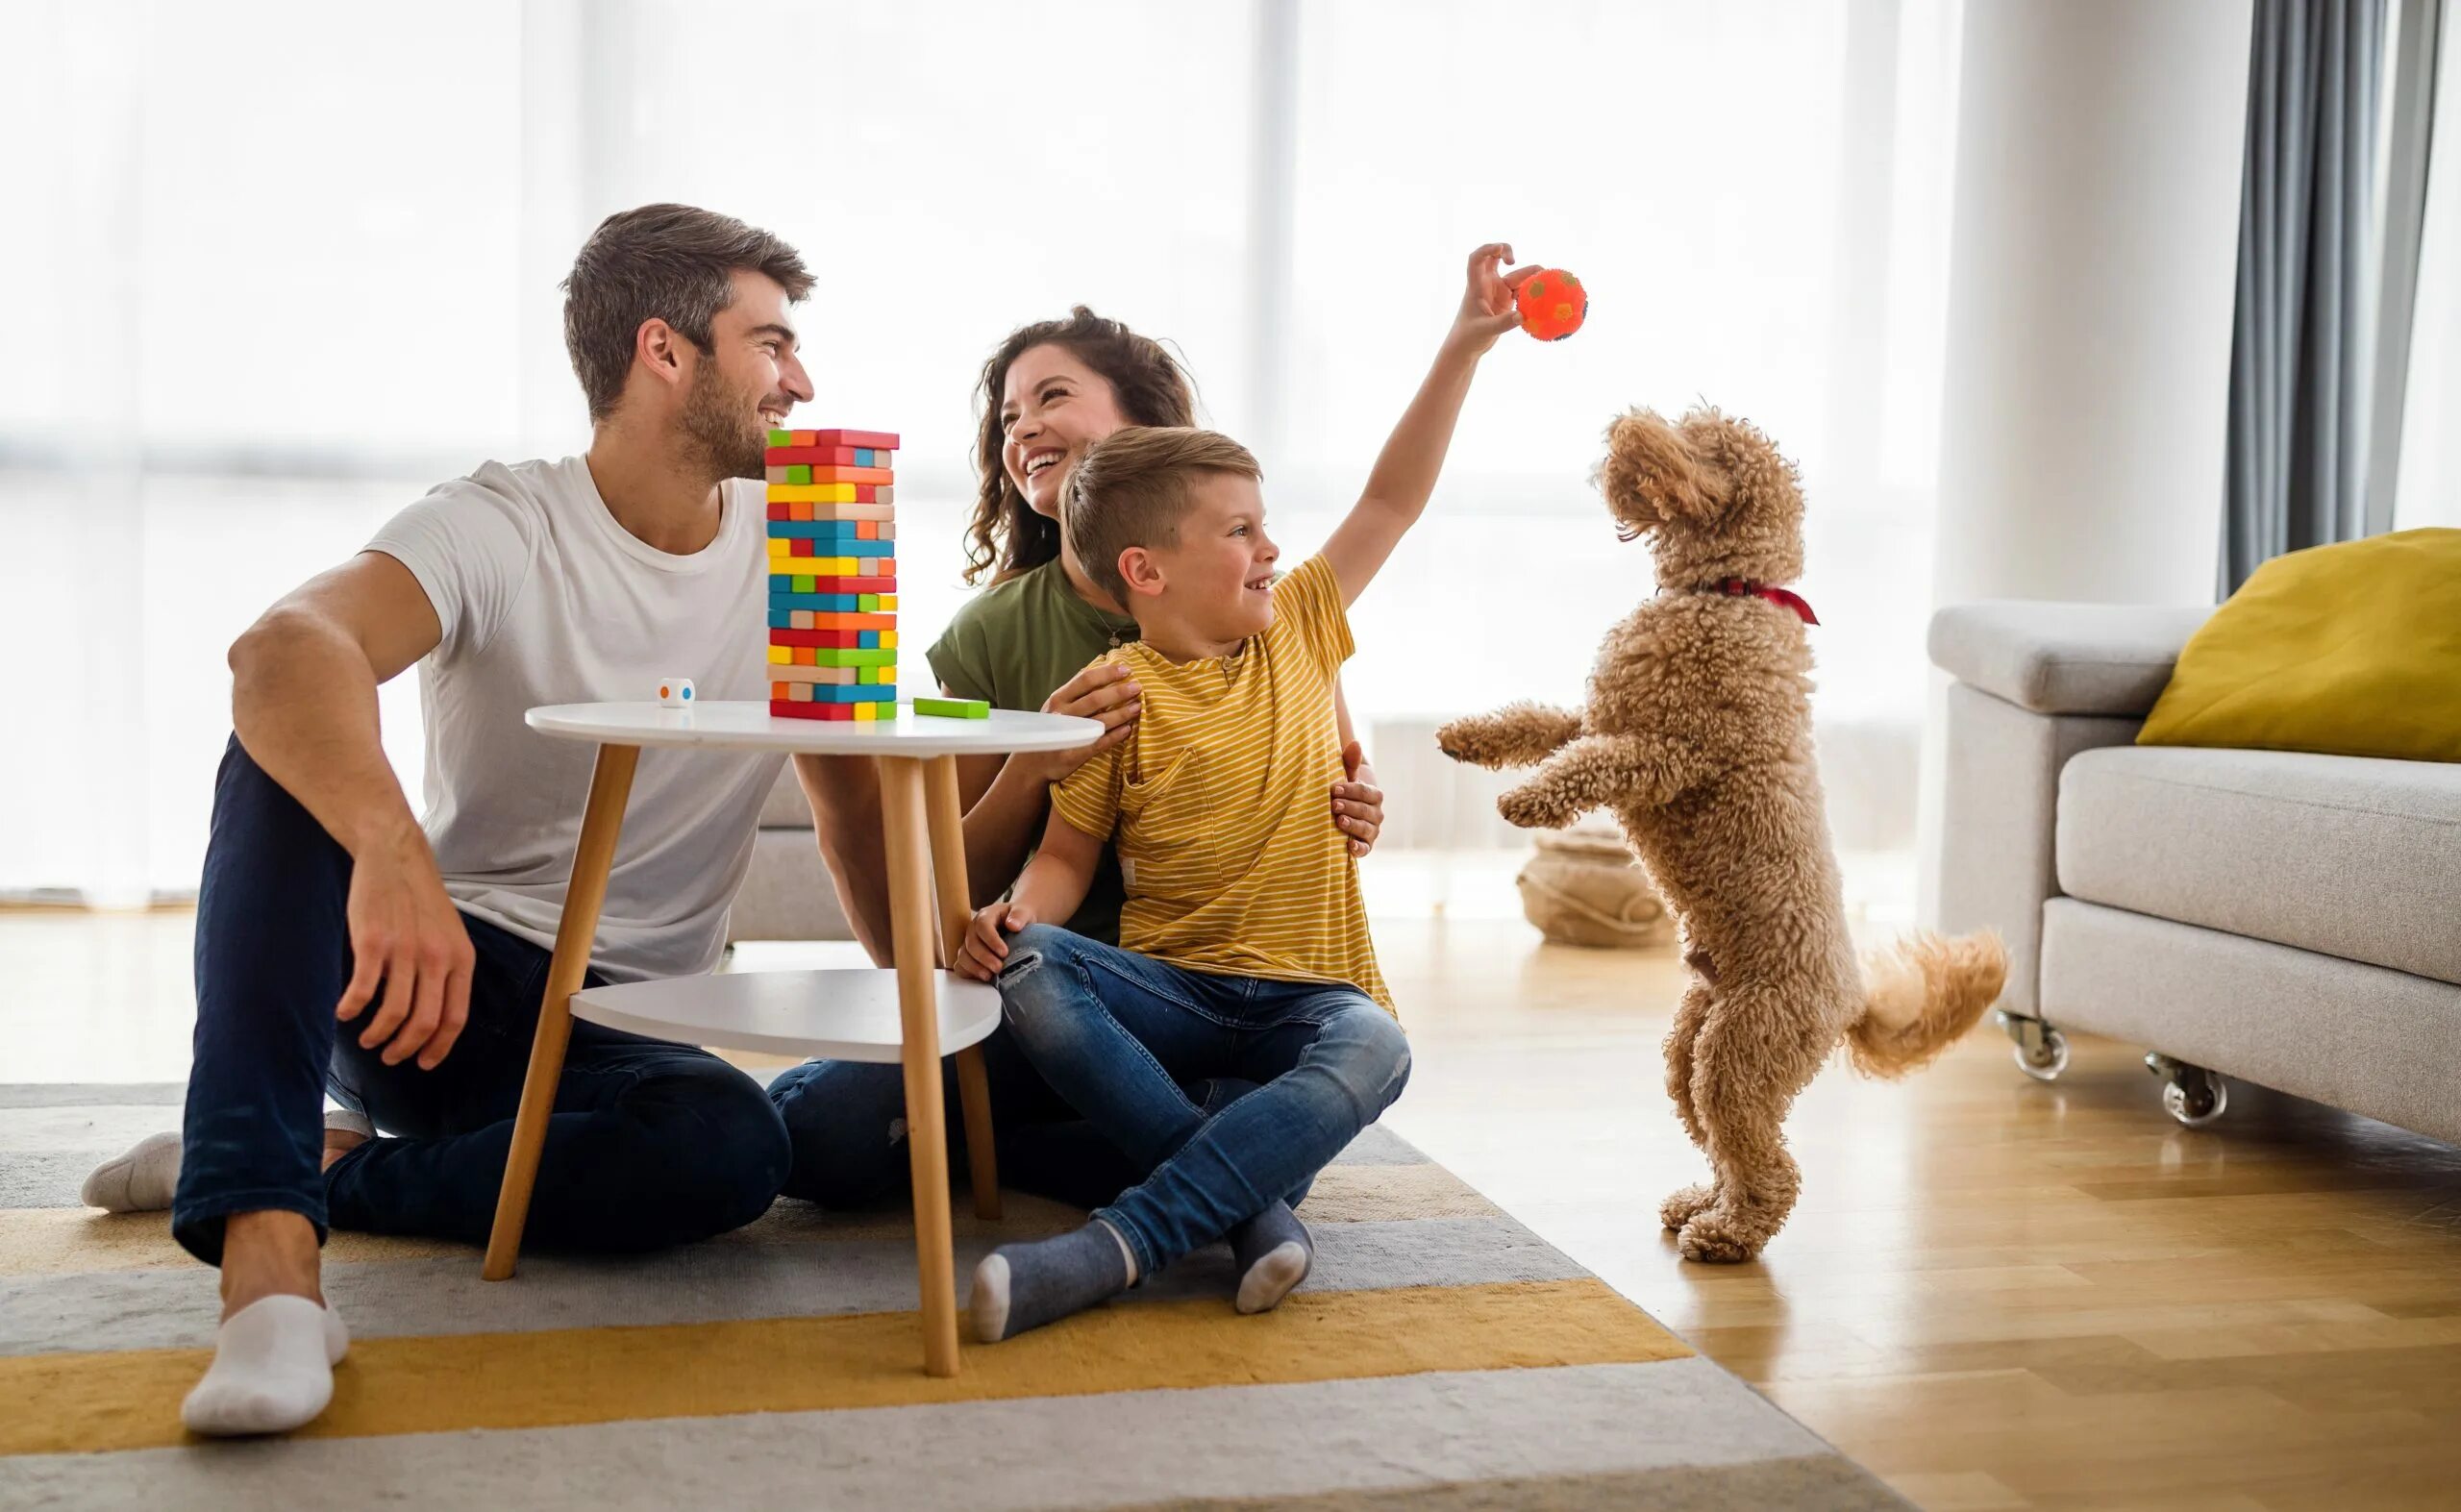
[1598,409,1711,537]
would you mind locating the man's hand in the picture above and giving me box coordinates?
[1447,242,1541,358]
[1331,741,1385,858]
[957,901,1035,982]
[336,824,475,1070]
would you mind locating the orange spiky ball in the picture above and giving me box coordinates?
[1516,267,1587,341]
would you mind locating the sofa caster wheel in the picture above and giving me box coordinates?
[2147,1054,2227,1127]
[2001,1011,2068,1082]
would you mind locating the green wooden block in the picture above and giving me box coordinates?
[914,696,989,719]
[785,464,812,485]
[767,428,793,448]
[858,593,879,611]
[810,648,897,667]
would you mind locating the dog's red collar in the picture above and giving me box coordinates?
[1710,579,1819,626]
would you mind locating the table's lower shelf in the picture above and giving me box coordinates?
[570,969,1000,1062]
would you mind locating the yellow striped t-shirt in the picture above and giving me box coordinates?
[1049,554,1393,1013]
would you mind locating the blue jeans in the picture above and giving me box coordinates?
[767,1032,1258,1213]
[993,924,1411,1277]
[172,736,791,1264]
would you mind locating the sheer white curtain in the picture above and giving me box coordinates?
[0,0,1962,902]
[2394,11,2459,529]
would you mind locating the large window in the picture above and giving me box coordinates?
[1,0,1965,901]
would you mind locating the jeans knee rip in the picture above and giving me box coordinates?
[995,947,1044,985]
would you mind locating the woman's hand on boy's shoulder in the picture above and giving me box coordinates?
[1446,242,1540,359]
[1019,662,1142,785]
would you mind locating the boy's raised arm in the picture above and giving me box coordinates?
[1321,243,1534,607]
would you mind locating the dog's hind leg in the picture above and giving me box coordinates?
[1677,998,1814,1263]
[1657,977,1719,1232]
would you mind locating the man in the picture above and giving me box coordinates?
[86,205,841,1436]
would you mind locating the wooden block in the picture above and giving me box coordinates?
[768,522,869,542]
[790,502,813,522]
[878,594,897,610]
[767,428,794,448]
[806,428,900,450]
[801,610,899,631]
[806,501,896,522]
[771,628,859,649]
[767,483,862,504]
[858,594,877,612]
[771,664,858,685]
[879,631,898,649]
[809,683,897,704]
[808,648,897,667]
[780,575,892,593]
[852,700,881,721]
[914,697,991,719]
[804,464,894,485]
[771,591,862,612]
[765,445,896,468]
[856,521,879,540]
[767,536,791,557]
[772,700,853,721]
[765,466,792,485]
[767,644,791,664]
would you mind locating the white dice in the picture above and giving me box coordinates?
[656,677,695,707]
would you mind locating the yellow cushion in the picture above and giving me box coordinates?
[2138,529,2461,762]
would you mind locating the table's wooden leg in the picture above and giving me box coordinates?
[881,756,961,1376]
[481,742,638,1282]
[925,755,1001,1221]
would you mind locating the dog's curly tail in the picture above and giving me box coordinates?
[1844,930,2007,1078]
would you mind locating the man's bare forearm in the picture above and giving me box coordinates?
[794,755,894,964]
[962,756,1055,909]
[229,607,422,855]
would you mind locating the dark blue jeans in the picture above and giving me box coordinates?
[991,925,1411,1277]
[171,737,791,1265]
[768,1028,1259,1213]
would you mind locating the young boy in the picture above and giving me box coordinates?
[954,245,1536,1341]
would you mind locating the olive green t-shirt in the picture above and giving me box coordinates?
[926,558,1142,945]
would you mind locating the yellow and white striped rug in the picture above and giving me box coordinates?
[0,1083,1902,1509]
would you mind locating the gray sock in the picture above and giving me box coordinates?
[1228,1201,1313,1315]
[971,1221,1133,1343]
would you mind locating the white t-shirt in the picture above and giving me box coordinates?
[367,456,785,982]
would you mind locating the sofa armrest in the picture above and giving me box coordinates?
[1928,602,2212,717]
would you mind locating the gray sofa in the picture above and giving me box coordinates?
[726,764,857,943]
[1930,603,2461,1142]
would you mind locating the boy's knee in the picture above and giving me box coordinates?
[993,924,1076,1005]
[1330,1012,1412,1118]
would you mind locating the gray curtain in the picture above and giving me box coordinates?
[2224,0,2387,592]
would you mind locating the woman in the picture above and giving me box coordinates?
[771,309,1384,1208]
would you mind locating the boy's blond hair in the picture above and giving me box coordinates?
[1062,426,1262,606]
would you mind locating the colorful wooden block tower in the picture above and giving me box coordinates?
[765,427,900,721]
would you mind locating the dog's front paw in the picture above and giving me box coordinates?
[1497,781,1574,830]
[1434,715,1490,766]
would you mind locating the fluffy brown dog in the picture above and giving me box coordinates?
[1438,406,2005,1263]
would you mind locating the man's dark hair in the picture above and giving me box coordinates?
[561,204,813,422]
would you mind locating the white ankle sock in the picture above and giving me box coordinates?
[181,1296,349,1437]
[1235,1240,1310,1315]
[81,1130,183,1213]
